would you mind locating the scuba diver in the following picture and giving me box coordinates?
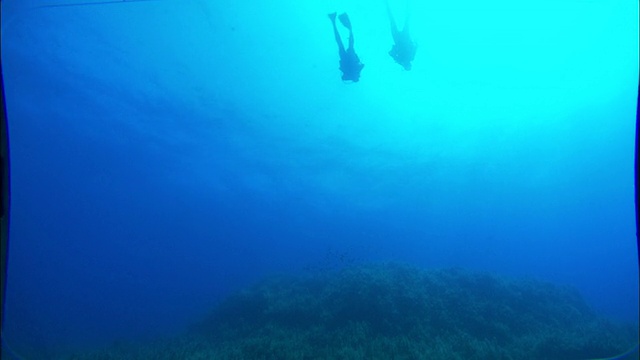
[386,0,417,70]
[328,12,365,82]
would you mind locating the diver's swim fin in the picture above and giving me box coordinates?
[328,12,337,22]
[338,13,352,29]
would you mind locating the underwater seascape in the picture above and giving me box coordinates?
[1,0,639,359]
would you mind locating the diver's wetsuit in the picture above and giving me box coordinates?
[387,1,416,70]
[328,12,365,82]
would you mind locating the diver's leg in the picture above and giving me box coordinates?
[329,13,346,55]
[348,28,354,52]
[402,0,411,34]
[386,0,400,42]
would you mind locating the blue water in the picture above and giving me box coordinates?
[1,0,638,355]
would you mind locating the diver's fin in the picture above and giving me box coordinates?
[328,12,337,22]
[338,13,352,29]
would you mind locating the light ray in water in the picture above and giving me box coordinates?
[1,0,168,31]
[35,0,164,8]
[588,343,640,360]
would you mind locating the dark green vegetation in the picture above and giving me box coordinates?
[63,264,637,360]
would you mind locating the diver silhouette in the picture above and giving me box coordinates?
[328,12,365,82]
[386,0,417,70]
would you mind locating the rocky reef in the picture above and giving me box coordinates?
[63,264,638,360]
